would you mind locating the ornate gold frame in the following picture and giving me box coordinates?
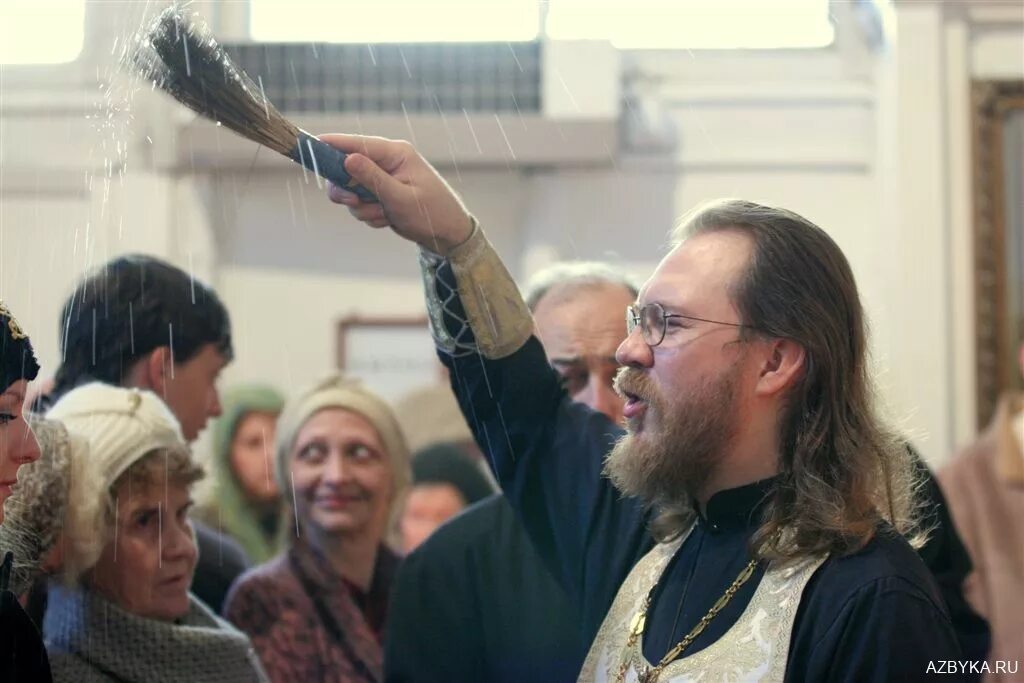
[971,80,1024,428]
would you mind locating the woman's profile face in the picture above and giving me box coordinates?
[0,380,40,524]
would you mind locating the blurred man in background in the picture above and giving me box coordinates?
[386,262,639,683]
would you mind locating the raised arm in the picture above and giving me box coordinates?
[323,135,651,626]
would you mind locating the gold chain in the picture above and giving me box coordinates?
[616,558,759,683]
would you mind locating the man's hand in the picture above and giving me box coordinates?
[321,134,474,255]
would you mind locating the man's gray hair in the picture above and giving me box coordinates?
[524,261,639,312]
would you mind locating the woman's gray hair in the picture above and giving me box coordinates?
[523,261,639,311]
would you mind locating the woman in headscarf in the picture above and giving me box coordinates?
[0,299,48,681]
[198,384,285,564]
[398,442,494,553]
[0,418,77,619]
[224,375,411,683]
[42,383,267,682]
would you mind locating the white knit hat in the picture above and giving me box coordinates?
[45,383,190,579]
[47,383,188,488]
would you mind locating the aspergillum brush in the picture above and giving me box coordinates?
[132,4,377,202]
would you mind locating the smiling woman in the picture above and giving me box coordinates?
[41,383,268,683]
[224,374,411,683]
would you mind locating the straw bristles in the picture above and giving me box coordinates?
[131,4,299,156]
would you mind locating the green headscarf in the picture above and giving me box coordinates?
[204,384,285,565]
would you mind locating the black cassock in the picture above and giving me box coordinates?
[386,494,586,683]
[0,552,51,682]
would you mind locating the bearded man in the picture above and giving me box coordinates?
[325,135,961,681]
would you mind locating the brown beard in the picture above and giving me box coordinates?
[604,363,741,507]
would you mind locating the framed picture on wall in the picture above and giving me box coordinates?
[971,79,1024,429]
[336,315,440,403]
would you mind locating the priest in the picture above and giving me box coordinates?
[325,135,962,681]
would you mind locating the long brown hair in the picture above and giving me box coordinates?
[654,199,925,563]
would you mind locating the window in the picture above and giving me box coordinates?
[0,0,85,65]
[547,0,834,50]
[250,0,540,43]
[251,0,832,49]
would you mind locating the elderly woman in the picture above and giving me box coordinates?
[0,299,48,681]
[197,384,285,564]
[224,375,411,683]
[42,383,267,683]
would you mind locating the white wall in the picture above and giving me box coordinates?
[0,167,188,375]
[3,0,1022,467]
[883,0,1024,462]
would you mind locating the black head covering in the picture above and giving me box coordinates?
[411,442,495,506]
[0,300,39,394]
[0,306,48,680]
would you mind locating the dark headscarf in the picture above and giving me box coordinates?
[411,443,494,506]
[0,300,50,681]
[0,300,39,394]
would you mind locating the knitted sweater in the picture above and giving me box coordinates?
[44,584,268,683]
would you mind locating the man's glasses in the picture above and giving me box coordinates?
[626,302,753,347]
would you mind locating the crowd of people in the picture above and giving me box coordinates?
[0,132,1020,682]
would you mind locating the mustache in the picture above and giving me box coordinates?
[614,367,657,400]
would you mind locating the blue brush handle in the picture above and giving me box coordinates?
[289,132,379,203]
